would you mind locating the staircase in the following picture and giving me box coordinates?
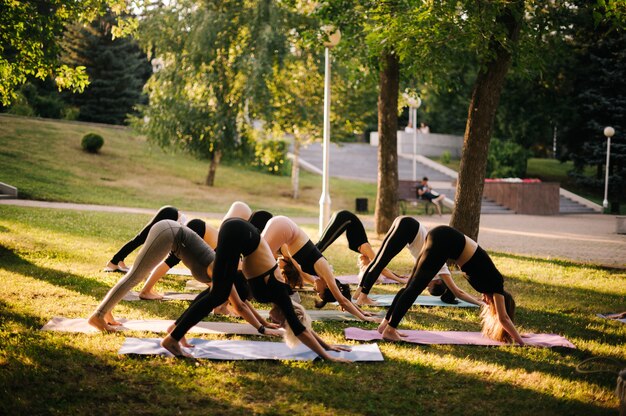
[0,182,17,199]
[559,195,598,214]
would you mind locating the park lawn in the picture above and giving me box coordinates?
[0,205,624,415]
[0,114,377,216]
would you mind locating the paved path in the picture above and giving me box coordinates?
[1,199,625,268]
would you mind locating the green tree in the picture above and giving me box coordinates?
[62,10,151,125]
[0,0,126,106]
[135,0,291,186]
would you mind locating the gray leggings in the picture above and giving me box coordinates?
[94,220,214,317]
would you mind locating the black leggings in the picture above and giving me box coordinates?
[170,218,260,340]
[386,226,466,327]
[248,267,306,336]
[110,206,178,264]
[360,217,421,294]
[316,210,369,254]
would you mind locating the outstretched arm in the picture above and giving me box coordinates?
[315,259,381,323]
[244,299,280,328]
[440,274,485,306]
[296,330,351,362]
[493,293,525,345]
[227,287,282,336]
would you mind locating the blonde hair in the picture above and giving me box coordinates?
[282,301,313,348]
[480,291,516,343]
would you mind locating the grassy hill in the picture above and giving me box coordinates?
[0,114,377,216]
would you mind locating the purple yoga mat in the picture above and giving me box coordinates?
[344,327,576,348]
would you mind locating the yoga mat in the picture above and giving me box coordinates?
[122,291,197,301]
[185,280,208,291]
[167,267,192,276]
[336,274,399,285]
[119,337,384,361]
[597,313,626,324]
[341,294,478,308]
[41,317,268,335]
[344,327,576,348]
[257,309,385,322]
[185,279,314,293]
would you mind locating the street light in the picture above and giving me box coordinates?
[319,25,341,235]
[402,92,422,181]
[602,126,615,212]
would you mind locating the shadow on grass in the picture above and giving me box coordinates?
[0,245,195,321]
[491,251,626,272]
[0,300,252,415]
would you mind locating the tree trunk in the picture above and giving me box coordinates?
[375,51,400,235]
[205,149,222,187]
[291,139,300,199]
[450,1,524,241]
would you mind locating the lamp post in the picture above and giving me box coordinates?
[402,93,422,181]
[319,26,341,235]
[602,126,615,212]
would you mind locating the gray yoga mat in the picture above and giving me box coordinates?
[41,317,267,335]
[119,337,384,361]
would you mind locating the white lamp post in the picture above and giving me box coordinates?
[602,126,615,212]
[402,93,422,181]
[319,26,341,235]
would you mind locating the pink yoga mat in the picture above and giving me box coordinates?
[344,327,576,348]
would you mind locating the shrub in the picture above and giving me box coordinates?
[486,139,528,178]
[253,139,288,175]
[440,150,451,165]
[81,133,104,154]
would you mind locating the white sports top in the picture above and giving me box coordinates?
[407,223,451,276]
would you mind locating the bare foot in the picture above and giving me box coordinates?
[117,261,129,272]
[355,293,379,306]
[104,311,122,326]
[161,335,192,358]
[381,326,408,342]
[377,320,389,334]
[353,286,362,300]
[166,323,194,348]
[88,314,120,332]
[139,290,164,300]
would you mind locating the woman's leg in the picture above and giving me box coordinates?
[316,210,368,254]
[110,206,178,265]
[359,216,420,294]
[384,229,458,331]
[90,220,181,330]
[169,219,258,341]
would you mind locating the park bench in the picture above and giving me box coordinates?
[398,180,434,215]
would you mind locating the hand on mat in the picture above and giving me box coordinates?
[326,355,353,363]
[264,322,281,329]
[364,315,383,323]
[265,327,286,337]
[327,344,352,352]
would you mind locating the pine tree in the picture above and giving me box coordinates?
[62,11,151,125]
[564,27,626,212]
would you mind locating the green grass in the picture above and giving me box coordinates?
[1,205,624,415]
[0,114,377,216]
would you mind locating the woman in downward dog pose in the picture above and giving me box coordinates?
[262,216,380,322]
[104,205,184,272]
[139,203,273,300]
[355,216,483,307]
[315,210,407,284]
[379,225,524,345]
[88,219,273,334]
[161,218,352,362]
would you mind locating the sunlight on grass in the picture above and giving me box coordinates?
[0,203,624,415]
